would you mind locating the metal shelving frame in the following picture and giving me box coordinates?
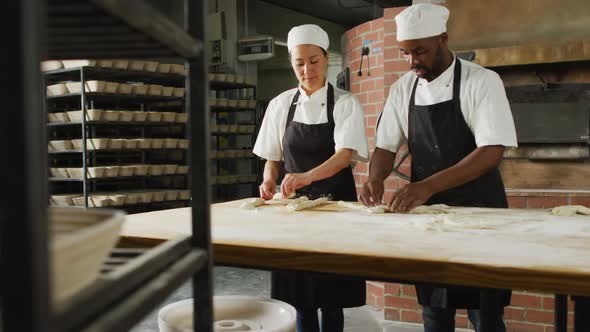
[210,81,259,201]
[2,0,212,331]
[46,65,189,209]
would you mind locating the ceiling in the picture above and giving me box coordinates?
[260,0,411,28]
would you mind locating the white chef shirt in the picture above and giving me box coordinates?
[253,82,369,163]
[376,57,518,153]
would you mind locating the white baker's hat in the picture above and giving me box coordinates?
[287,24,329,52]
[395,4,449,42]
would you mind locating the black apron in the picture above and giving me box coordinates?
[270,84,366,309]
[407,59,511,309]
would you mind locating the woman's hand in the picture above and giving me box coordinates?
[280,172,313,198]
[259,179,276,200]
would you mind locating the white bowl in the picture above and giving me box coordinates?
[158,296,296,332]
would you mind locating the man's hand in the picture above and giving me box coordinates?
[280,172,313,198]
[387,181,434,212]
[259,180,276,200]
[359,179,385,207]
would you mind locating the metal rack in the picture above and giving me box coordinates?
[2,0,212,331]
[209,78,260,202]
[46,66,189,211]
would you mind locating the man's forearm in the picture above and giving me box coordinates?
[423,145,505,194]
[307,148,353,182]
[263,160,282,183]
[368,147,397,182]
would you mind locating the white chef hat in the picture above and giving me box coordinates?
[395,4,449,42]
[287,24,329,53]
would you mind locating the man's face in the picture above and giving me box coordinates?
[399,34,447,81]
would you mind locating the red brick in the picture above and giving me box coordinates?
[366,115,378,128]
[384,20,396,33]
[384,74,399,87]
[368,90,385,103]
[384,295,417,309]
[354,162,368,174]
[345,27,358,40]
[508,196,527,208]
[375,294,384,309]
[384,283,401,295]
[360,32,380,45]
[385,47,400,61]
[455,315,469,328]
[360,79,376,92]
[357,21,371,35]
[368,66,384,78]
[350,82,361,94]
[545,327,555,332]
[527,310,554,324]
[384,60,410,73]
[353,174,368,185]
[511,293,543,308]
[384,7,407,20]
[401,285,416,297]
[527,196,568,209]
[542,296,555,310]
[570,197,590,206]
[384,176,399,190]
[370,19,384,32]
[384,308,400,321]
[357,92,367,104]
[365,127,375,137]
[363,104,377,115]
[505,307,526,321]
[366,281,384,296]
[400,309,422,323]
[351,36,363,50]
[384,35,398,48]
[506,321,545,332]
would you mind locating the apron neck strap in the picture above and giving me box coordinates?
[286,83,335,126]
[409,57,462,109]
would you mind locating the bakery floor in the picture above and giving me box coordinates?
[131,266,473,332]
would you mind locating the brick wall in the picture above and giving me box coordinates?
[343,6,587,332]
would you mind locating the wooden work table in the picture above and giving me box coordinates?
[122,199,590,297]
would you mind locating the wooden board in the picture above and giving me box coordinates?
[499,159,590,190]
[121,199,590,296]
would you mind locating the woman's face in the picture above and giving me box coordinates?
[290,44,328,94]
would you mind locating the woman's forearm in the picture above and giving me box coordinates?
[306,148,354,182]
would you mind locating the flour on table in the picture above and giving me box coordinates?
[337,201,390,214]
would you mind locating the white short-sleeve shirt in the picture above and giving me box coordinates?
[253,82,369,163]
[376,57,518,153]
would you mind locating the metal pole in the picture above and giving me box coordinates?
[186,0,213,331]
[2,0,49,331]
[81,68,89,208]
[554,294,568,332]
[574,296,590,332]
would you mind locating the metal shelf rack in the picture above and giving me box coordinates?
[45,65,189,211]
[3,0,213,332]
[210,77,260,202]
